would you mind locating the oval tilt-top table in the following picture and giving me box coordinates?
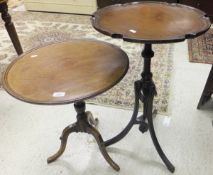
[2,39,129,171]
[91,1,211,173]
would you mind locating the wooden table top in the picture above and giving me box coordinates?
[91,2,211,43]
[3,40,129,105]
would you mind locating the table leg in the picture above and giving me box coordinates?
[86,124,120,171]
[104,44,175,173]
[144,82,175,173]
[48,101,120,171]
[0,1,23,55]
[47,123,78,163]
[104,80,140,146]
[197,65,213,109]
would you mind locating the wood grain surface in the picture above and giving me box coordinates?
[3,39,129,104]
[92,1,211,43]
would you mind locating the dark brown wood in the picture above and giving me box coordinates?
[47,101,120,171]
[0,0,23,55]
[91,2,210,173]
[180,0,213,22]
[104,44,175,173]
[92,1,211,43]
[180,0,198,7]
[197,65,213,109]
[3,39,129,105]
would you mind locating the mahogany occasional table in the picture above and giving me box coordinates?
[91,1,211,173]
[2,39,129,171]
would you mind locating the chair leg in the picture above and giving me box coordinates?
[197,65,213,109]
[0,1,23,55]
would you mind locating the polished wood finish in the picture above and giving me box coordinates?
[91,1,210,173]
[0,0,23,55]
[3,39,129,105]
[92,1,211,43]
[48,101,120,171]
[3,39,128,171]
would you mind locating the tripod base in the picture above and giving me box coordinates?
[104,80,175,173]
[104,44,175,173]
[48,101,120,171]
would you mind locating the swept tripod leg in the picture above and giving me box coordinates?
[86,125,120,171]
[86,111,99,127]
[47,123,78,163]
[145,91,175,173]
[104,81,141,147]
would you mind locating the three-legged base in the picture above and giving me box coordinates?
[47,101,120,171]
[104,44,175,173]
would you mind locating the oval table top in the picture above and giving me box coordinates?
[91,1,211,43]
[3,39,129,105]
